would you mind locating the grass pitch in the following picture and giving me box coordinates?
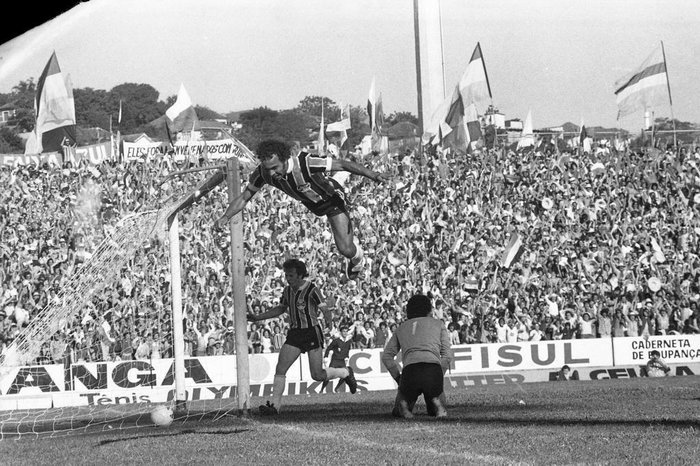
[2,376,699,465]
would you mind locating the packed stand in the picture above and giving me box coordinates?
[1,142,700,366]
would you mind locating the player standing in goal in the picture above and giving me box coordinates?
[248,258,357,415]
[215,139,390,279]
[381,294,452,418]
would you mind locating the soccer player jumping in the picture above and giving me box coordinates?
[215,139,391,279]
[248,258,357,415]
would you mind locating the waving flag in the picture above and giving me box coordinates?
[517,110,534,149]
[166,83,198,133]
[501,233,524,269]
[317,99,325,153]
[367,77,378,132]
[614,43,671,119]
[25,52,76,154]
[464,102,482,150]
[464,276,479,293]
[327,103,351,147]
[458,42,493,108]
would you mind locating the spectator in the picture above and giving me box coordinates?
[3,143,700,364]
[578,312,596,339]
[644,350,671,377]
[597,309,612,338]
[555,364,579,381]
[374,321,390,349]
[261,328,273,353]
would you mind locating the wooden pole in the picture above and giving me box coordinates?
[226,157,250,415]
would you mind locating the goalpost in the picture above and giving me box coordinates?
[0,152,255,439]
[167,157,250,415]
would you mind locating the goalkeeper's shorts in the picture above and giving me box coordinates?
[399,362,444,403]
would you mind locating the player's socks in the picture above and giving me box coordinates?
[272,374,286,410]
[346,241,365,279]
[431,397,447,418]
[350,239,364,265]
[398,399,414,419]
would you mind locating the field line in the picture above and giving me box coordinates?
[242,417,519,465]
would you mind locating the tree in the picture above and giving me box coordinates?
[1,79,37,131]
[194,105,224,121]
[385,111,418,127]
[0,127,24,153]
[73,87,111,130]
[296,96,339,120]
[236,106,280,149]
[111,83,164,133]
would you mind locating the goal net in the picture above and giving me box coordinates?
[0,166,246,440]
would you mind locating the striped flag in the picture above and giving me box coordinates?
[367,76,378,132]
[458,42,493,108]
[25,51,76,154]
[500,233,524,269]
[614,43,670,120]
[464,102,482,151]
[464,276,479,293]
[166,83,198,133]
[326,103,351,147]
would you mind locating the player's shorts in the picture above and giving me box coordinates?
[399,362,444,404]
[305,193,348,218]
[284,325,325,353]
[328,359,347,368]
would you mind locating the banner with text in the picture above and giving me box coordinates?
[612,334,700,365]
[0,152,62,167]
[0,336,697,409]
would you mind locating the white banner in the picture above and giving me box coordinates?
[612,334,700,365]
[122,141,167,161]
[0,152,63,167]
[0,337,697,409]
[172,139,245,161]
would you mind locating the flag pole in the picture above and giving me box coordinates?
[660,40,677,149]
[413,0,424,166]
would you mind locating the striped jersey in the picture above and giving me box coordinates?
[248,151,341,208]
[280,280,324,329]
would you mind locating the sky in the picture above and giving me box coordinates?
[1,0,699,133]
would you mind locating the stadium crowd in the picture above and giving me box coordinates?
[1,140,700,365]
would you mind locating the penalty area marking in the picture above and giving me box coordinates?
[241,417,512,465]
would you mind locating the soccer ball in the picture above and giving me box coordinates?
[150,405,174,427]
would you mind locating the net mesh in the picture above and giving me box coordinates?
[0,209,171,370]
[0,166,245,440]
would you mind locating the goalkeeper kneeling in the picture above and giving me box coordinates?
[381,294,452,418]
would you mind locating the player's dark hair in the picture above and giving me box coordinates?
[406,294,431,319]
[650,350,660,357]
[282,258,308,278]
[257,139,291,162]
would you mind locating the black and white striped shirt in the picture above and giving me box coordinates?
[248,151,342,208]
[280,280,324,329]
